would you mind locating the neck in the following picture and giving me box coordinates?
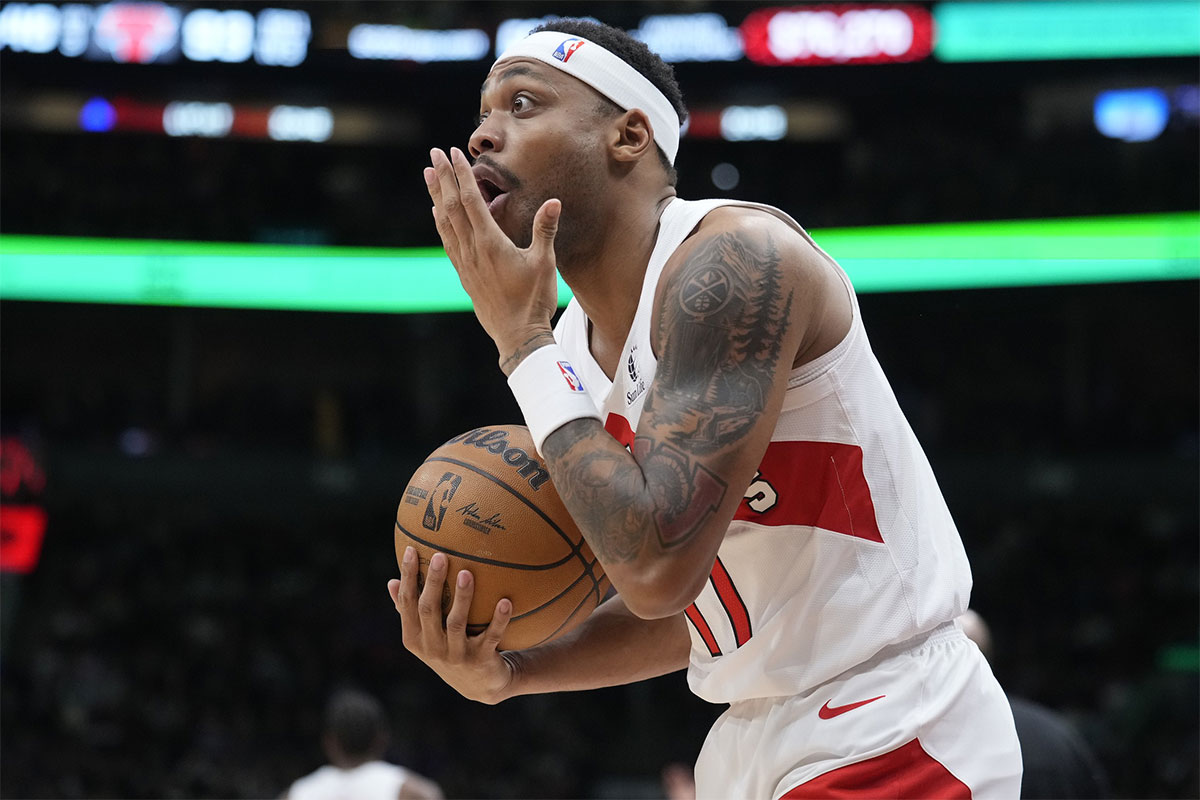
[558,188,676,342]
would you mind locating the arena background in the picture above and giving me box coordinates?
[1,1,1197,797]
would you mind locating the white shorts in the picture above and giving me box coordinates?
[694,622,1022,799]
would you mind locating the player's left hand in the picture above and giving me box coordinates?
[425,146,561,373]
[388,547,518,705]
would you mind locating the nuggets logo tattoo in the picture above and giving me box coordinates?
[680,268,731,315]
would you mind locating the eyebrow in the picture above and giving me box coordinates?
[479,64,554,96]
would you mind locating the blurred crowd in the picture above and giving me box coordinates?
[0,493,717,799]
[0,476,1195,797]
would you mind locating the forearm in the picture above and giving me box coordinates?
[503,592,691,699]
[541,418,731,617]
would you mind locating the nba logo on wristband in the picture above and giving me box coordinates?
[557,361,586,392]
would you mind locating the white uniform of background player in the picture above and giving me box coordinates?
[555,198,1023,798]
[285,689,443,800]
[287,761,435,800]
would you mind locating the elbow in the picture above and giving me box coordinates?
[610,560,709,620]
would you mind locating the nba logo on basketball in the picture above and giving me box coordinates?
[553,38,585,62]
[557,361,586,392]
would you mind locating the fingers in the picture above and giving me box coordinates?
[418,551,449,636]
[396,546,419,612]
[425,157,462,261]
[479,596,513,652]
[394,546,514,667]
[430,149,465,235]
[395,545,421,644]
[444,569,473,660]
[428,147,487,254]
[449,147,493,230]
[530,198,561,263]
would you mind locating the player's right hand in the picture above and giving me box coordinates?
[389,546,518,705]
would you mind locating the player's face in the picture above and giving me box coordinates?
[470,59,612,251]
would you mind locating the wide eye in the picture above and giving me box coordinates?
[512,94,531,113]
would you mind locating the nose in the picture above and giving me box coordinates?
[468,119,502,159]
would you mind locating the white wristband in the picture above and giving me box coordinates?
[507,344,602,455]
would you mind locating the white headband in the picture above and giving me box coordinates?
[493,30,680,164]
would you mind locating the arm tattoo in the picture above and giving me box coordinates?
[538,228,787,562]
[543,420,652,561]
[633,437,726,550]
[648,229,794,454]
[543,421,728,562]
[499,331,557,375]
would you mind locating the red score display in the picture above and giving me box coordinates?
[740,4,934,66]
[0,437,48,575]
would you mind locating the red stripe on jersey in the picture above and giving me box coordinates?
[780,738,971,798]
[709,556,751,647]
[735,440,883,543]
[604,412,636,449]
[684,603,721,657]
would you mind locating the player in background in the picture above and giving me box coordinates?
[959,610,1110,798]
[390,18,1022,797]
[284,688,443,800]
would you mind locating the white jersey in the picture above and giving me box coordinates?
[554,197,972,704]
[287,761,420,800]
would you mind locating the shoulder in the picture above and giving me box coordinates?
[652,204,841,352]
[674,203,830,273]
[287,766,338,799]
[344,761,408,786]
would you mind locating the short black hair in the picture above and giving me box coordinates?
[530,18,687,185]
[323,688,387,758]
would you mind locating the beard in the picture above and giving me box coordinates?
[498,143,609,271]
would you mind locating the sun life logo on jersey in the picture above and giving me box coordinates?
[553,37,585,62]
[625,345,647,405]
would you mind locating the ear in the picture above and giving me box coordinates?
[609,109,656,164]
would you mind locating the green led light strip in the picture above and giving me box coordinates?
[934,0,1200,62]
[1,213,1196,312]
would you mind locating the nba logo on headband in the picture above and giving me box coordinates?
[553,38,585,62]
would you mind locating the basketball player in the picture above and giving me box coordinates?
[389,18,1022,797]
[284,689,443,800]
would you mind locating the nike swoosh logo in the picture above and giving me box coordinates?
[818,694,886,719]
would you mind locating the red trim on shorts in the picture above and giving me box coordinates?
[709,556,751,647]
[734,441,883,543]
[684,603,721,657]
[779,738,970,799]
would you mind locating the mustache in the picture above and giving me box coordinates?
[473,155,522,191]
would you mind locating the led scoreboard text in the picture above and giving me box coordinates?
[0,2,310,65]
[0,2,935,67]
[3,1,1195,67]
[741,5,934,66]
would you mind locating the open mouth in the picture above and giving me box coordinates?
[476,178,507,209]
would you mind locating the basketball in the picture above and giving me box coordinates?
[394,424,611,650]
